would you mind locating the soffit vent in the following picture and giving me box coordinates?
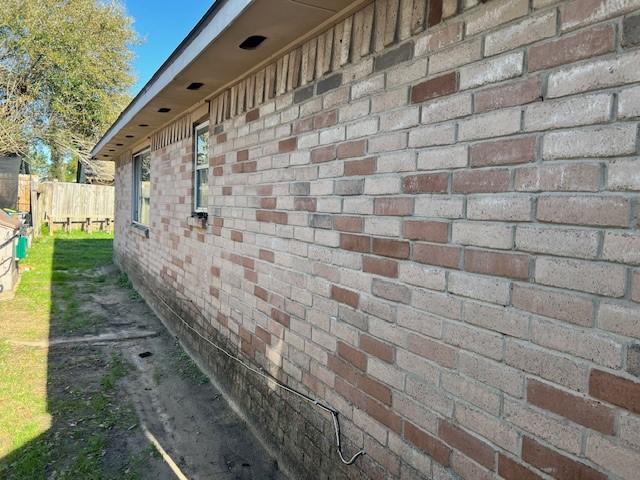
[239,35,267,50]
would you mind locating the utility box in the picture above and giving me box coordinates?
[15,236,27,260]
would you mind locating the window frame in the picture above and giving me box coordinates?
[132,148,151,227]
[193,121,210,213]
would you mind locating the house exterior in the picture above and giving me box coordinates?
[92,1,640,479]
[76,159,116,185]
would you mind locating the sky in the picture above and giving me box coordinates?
[124,0,215,95]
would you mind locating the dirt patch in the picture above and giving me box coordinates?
[109,273,287,480]
[2,257,286,479]
[1,341,171,479]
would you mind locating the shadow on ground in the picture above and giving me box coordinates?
[0,233,285,479]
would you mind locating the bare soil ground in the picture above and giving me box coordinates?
[0,233,287,480]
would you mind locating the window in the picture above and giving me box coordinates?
[194,122,209,212]
[133,149,151,226]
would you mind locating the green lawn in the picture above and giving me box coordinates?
[0,231,156,479]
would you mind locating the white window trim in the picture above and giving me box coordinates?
[132,148,151,227]
[193,121,210,213]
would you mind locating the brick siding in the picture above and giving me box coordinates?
[114,0,640,479]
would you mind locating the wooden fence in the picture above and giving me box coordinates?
[17,174,32,212]
[33,181,115,234]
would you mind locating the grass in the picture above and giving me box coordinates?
[172,346,209,385]
[116,273,141,300]
[149,341,209,387]
[101,353,130,391]
[0,231,113,339]
[0,231,154,479]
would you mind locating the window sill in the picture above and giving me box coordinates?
[131,222,150,238]
[187,215,207,229]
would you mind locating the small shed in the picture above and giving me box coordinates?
[0,210,21,297]
[0,154,30,209]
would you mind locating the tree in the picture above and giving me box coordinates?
[0,0,138,180]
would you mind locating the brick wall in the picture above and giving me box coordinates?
[114,0,640,478]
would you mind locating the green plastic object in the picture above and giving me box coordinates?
[15,236,28,260]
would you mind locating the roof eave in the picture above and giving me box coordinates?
[91,0,252,157]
